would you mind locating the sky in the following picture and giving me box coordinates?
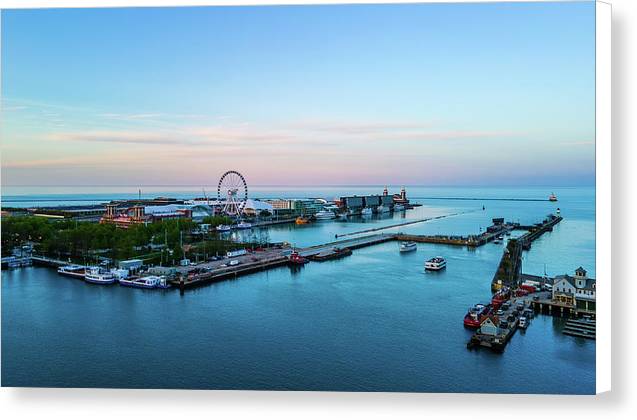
[1,2,596,187]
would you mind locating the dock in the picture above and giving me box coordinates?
[562,319,596,340]
[491,214,562,292]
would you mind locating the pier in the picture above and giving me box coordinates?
[491,214,562,292]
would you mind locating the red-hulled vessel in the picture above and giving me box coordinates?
[288,250,308,265]
[491,287,511,309]
[463,303,493,328]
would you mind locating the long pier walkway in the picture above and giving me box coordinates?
[334,210,477,239]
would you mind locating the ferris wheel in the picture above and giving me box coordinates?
[217,170,248,216]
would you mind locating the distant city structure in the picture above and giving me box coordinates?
[336,186,409,215]
[100,203,213,228]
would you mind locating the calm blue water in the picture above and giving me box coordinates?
[1,186,595,393]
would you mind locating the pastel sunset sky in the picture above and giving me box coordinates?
[1,2,595,187]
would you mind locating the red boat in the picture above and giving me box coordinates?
[288,251,308,265]
[491,287,511,309]
[463,304,492,328]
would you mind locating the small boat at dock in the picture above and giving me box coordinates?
[314,210,336,220]
[236,221,252,229]
[84,267,117,285]
[425,256,446,271]
[57,264,86,279]
[288,250,308,265]
[119,275,168,289]
[464,303,492,328]
[307,247,352,262]
[399,241,417,252]
[216,224,232,232]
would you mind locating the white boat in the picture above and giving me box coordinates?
[361,207,373,216]
[84,267,117,284]
[425,256,446,271]
[57,264,86,279]
[119,275,168,289]
[376,204,390,214]
[549,193,558,202]
[393,204,405,212]
[216,224,232,232]
[336,213,348,220]
[236,221,252,229]
[314,210,336,220]
[399,241,417,252]
[518,317,528,329]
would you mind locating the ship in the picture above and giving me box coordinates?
[119,275,168,289]
[425,256,446,271]
[399,241,417,252]
[491,287,511,309]
[288,250,308,265]
[463,303,492,329]
[216,224,232,232]
[549,192,558,202]
[296,216,311,224]
[314,210,336,220]
[57,264,86,279]
[307,247,352,262]
[376,204,390,214]
[84,267,117,285]
[236,221,252,229]
[361,207,373,216]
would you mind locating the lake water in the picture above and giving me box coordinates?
[1,186,595,393]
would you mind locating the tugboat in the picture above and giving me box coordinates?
[399,241,417,252]
[464,303,492,329]
[425,256,446,271]
[549,192,558,202]
[288,250,308,265]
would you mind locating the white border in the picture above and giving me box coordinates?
[0,0,611,408]
[595,0,611,395]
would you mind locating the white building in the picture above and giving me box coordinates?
[552,267,596,312]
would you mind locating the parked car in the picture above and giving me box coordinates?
[496,309,505,316]
[229,260,240,266]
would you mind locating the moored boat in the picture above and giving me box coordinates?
[314,210,336,220]
[491,287,511,308]
[361,207,373,216]
[399,241,417,252]
[464,303,492,328]
[549,192,558,202]
[295,216,311,224]
[119,275,168,289]
[216,224,232,232]
[236,221,252,229]
[288,250,308,265]
[425,256,446,271]
[57,264,86,279]
[307,247,352,262]
[376,204,390,214]
[393,204,405,212]
[84,266,117,285]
